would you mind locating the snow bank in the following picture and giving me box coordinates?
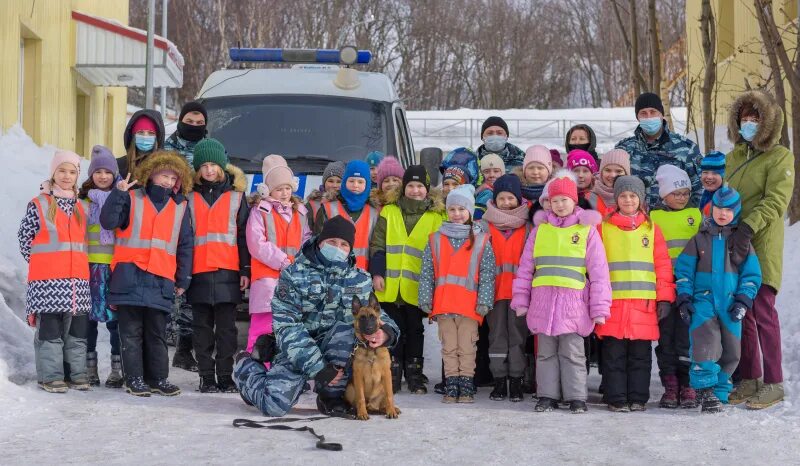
[777,221,800,415]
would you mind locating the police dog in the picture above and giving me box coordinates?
[345,293,400,420]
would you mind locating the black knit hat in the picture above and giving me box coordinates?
[179,101,208,122]
[492,174,523,205]
[402,164,431,192]
[634,92,665,116]
[481,116,509,137]
[318,215,356,249]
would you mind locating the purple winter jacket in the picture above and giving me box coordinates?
[510,207,612,337]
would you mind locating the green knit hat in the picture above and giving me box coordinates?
[192,138,228,171]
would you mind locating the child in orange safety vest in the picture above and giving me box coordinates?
[19,150,91,393]
[418,184,495,403]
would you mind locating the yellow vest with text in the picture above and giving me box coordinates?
[532,223,589,290]
[650,209,701,262]
[603,221,657,300]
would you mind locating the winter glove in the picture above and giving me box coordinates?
[656,301,672,321]
[314,363,342,388]
[729,222,754,267]
[676,294,695,326]
[476,305,490,317]
[728,295,752,322]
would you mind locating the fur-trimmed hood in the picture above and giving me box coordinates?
[382,185,446,213]
[369,186,398,208]
[727,90,785,152]
[306,188,339,204]
[133,150,193,196]
[192,163,247,193]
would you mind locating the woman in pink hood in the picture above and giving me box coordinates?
[511,171,611,413]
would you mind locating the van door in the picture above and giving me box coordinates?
[393,104,415,167]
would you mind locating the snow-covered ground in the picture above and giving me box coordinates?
[1,123,798,464]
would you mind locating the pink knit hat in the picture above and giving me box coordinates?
[523,145,553,175]
[566,149,599,174]
[376,156,404,187]
[50,150,82,178]
[261,154,294,192]
[600,149,631,175]
[548,175,578,203]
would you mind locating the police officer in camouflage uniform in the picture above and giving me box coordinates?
[615,93,703,211]
[234,216,400,417]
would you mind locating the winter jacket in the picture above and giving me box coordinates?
[615,124,703,210]
[474,183,493,220]
[368,187,394,212]
[305,189,337,232]
[163,131,202,166]
[312,193,365,235]
[187,164,251,306]
[595,211,675,341]
[117,109,166,179]
[476,142,525,169]
[246,195,311,315]
[271,237,400,379]
[725,91,794,291]
[674,220,762,311]
[510,208,612,337]
[368,187,446,279]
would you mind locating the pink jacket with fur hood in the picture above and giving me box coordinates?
[510,207,612,337]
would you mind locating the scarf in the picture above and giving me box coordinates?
[87,189,114,245]
[592,180,616,207]
[341,182,371,212]
[482,202,529,230]
[40,180,76,199]
[699,189,716,213]
[438,222,474,239]
[520,183,545,202]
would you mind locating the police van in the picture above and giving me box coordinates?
[194,46,416,196]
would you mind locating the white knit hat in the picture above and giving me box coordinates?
[446,184,476,215]
[655,164,691,199]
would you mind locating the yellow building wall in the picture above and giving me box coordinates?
[0,0,129,156]
[687,0,798,143]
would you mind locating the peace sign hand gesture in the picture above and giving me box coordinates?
[116,173,138,192]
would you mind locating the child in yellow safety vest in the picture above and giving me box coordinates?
[419,184,495,403]
[651,165,702,409]
[79,145,122,389]
[19,150,91,393]
[369,165,445,395]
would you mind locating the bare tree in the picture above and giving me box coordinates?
[699,0,717,151]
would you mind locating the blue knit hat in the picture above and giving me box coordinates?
[365,151,385,168]
[340,160,372,211]
[701,150,726,177]
[492,174,522,205]
[712,186,741,224]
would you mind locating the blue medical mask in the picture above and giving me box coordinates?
[638,117,663,136]
[319,244,349,263]
[135,134,156,152]
[739,121,758,142]
[484,135,507,152]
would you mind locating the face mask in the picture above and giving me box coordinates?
[177,122,207,142]
[567,142,592,152]
[483,135,507,152]
[319,244,349,263]
[638,117,663,136]
[135,134,156,152]
[739,121,758,142]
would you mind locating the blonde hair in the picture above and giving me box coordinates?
[46,178,82,224]
[194,164,226,184]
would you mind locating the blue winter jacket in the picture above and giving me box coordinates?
[674,221,762,310]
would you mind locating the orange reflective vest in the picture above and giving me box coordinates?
[487,222,530,301]
[111,190,187,281]
[189,191,242,274]
[587,193,614,215]
[322,200,377,270]
[429,231,489,324]
[28,194,90,282]
[308,199,323,219]
[251,208,304,280]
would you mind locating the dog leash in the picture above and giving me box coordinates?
[232,417,343,451]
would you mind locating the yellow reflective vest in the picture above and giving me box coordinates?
[650,208,701,261]
[602,221,657,300]
[532,223,589,290]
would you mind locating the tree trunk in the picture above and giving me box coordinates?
[648,0,670,128]
[700,0,717,151]
[629,0,643,96]
[790,8,800,225]
[755,1,790,147]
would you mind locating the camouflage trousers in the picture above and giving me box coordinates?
[166,294,193,346]
[234,320,355,417]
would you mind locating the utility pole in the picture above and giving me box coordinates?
[144,0,155,109]
[160,0,169,118]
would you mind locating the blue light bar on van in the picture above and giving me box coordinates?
[229,48,372,65]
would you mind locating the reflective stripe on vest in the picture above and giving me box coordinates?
[532,223,589,290]
[375,204,444,305]
[429,231,488,322]
[487,222,530,301]
[650,208,701,262]
[111,190,186,281]
[28,195,90,281]
[602,221,657,299]
[189,191,242,274]
[250,207,304,281]
[322,200,377,270]
[87,223,114,264]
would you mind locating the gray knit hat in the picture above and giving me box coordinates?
[613,175,646,204]
[323,161,346,183]
[446,184,476,216]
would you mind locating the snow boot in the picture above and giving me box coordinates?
[390,358,402,394]
[629,402,647,412]
[534,397,559,412]
[405,357,427,395]
[250,334,277,363]
[41,380,68,393]
[607,402,629,413]
[679,385,698,409]
[68,378,91,391]
[569,400,588,413]
[489,376,508,401]
[217,375,238,393]
[746,383,784,410]
[316,395,354,418]
[105,355,124,388]
[149,378,181,396]
[509,376,524,402]
[86,351,100,386]
[729,378,761,405]
[457,376,475,403]
[199,375,219,393]
[172,335,199,372]
[659,374,679,409]
[125,376,151,397]
[442,376,459,403]
[698,388,722,413]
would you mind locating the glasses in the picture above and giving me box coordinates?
[669,191,691,199]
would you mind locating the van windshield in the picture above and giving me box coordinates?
[203,95,391,173]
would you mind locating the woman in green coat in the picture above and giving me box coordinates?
[724,90,793,409]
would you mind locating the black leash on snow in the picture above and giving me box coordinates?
[232,417,343,451]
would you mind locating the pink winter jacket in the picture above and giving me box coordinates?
[246,197,311,314]
[510,208,612,337]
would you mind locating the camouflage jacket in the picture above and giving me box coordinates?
[272,237,400,379]
[163,132,200,166]
[476,142,526,169]
[615,124,703,210]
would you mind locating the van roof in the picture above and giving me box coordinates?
[196,67,400,102]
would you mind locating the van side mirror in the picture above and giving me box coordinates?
[419,147,443,187]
